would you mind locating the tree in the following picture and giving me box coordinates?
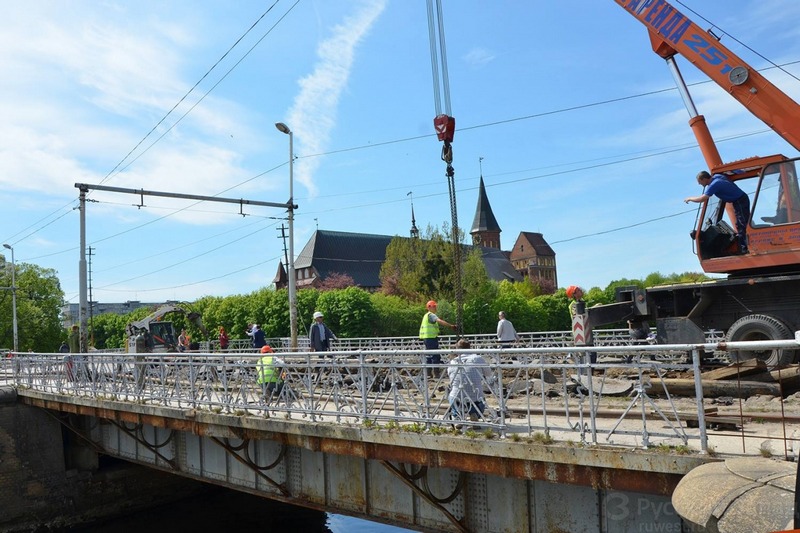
[380,236,423,299]
[90,312,129,349]
[530,292,570,332]
[316,287,375,338]
[493,280,534,333]
[319,272,355,291]
[380,225,464,303]
[370,293,419,337]
[0,260,64,352]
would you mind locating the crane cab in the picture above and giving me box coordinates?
[694,155,800,275]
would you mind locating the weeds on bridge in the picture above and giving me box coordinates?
[654,443,692,455]
[401,422,425,434]
[531,431,554,445]
[759,441,773,458]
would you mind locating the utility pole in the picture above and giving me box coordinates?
[275,122,298,351]
[88,246,94,347]
[277,224,289,273]
[2,244,18,352]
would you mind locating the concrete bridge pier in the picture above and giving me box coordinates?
[0,386,210,530]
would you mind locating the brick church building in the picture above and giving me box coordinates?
[274,176,556,293]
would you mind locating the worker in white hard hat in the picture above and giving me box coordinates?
[309,311,337,354]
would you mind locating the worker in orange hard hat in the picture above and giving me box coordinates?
[565,285,582,301]
[566,284,597,371]
[257,345,284,402]
[419,299,456,376]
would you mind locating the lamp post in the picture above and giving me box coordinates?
[2,244,18,352]
[275,122,298,350]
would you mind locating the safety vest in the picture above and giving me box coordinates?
[419,312,439,339]
[257,356,281,384]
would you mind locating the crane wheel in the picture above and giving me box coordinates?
[725,314,796,368]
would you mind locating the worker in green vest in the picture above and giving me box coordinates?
[419,300,456,377]
[256,345,285,401]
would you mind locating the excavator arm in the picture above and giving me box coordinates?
[125,304,207,337]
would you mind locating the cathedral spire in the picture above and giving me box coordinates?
[408,191,419,239]
[470,159,501,248]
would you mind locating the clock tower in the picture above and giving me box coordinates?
[469,176,501,249]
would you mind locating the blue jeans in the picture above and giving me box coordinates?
[423,338,440,365]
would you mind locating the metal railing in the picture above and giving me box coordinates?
[206,328,729,354]
[2,337,797,457]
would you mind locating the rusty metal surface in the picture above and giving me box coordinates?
[672,458,796,532]
[19,392,693,497]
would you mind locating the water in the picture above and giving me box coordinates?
[68,485,417,533]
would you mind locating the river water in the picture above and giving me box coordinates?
[68,485,417,533]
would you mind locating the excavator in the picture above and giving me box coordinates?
[585,1,800,367]
[125,303,207,353]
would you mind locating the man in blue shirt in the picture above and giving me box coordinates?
[685,170,750,254]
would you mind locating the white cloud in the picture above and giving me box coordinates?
[464,47,495,68]
[285,0,387,196]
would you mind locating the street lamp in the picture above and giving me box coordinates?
[275,122,298,350]
[2,244,18,352]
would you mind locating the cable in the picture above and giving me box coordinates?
[99,0,288,185]
[69,254,283,298]
[675,1,800,85]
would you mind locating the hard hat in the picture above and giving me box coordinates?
[426,300,437,309]
[313,311,324,319]
[566,285,581,299]
[260,345,274,354]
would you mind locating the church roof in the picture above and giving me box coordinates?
[470,176,501,234]
[286,229,522,289]
[479,246,523,282]
[295,230,393,288]
[515,232,556,257]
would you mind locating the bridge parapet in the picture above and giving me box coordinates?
[2,336,797,458]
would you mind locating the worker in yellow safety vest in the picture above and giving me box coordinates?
[419,300,456,376]
[256,345,285,399]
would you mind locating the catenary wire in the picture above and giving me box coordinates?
[98,0,286,186]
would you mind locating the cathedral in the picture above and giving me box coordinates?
[274,177,557,293]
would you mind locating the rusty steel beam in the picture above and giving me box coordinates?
[19,396,684,496]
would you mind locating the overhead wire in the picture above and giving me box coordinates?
[19,3,800,298]
[98,0,288,186]
[4,2,298,251]
[675,0,800,85]
[93,220,281,290]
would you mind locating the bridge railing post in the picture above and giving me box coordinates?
[692,348,708,454]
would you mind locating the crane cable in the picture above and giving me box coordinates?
[427,0,463,335]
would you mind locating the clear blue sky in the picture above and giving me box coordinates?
[2,0,800,305]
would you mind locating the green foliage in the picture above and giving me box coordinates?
[316,287,375,338]
[494,281,534,332]
[530,292,571,331]
[260,288,287,338]
[0,260,64,352]
[380,236,424,299]
[462,248,491,297]
[462,250,498,333]
[3,241,713,353]
[90,312,129,349]
[370,293,420,336]
[379,225,458,302]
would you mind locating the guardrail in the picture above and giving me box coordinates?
[208,328,729,354]
[2,337,797,457]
